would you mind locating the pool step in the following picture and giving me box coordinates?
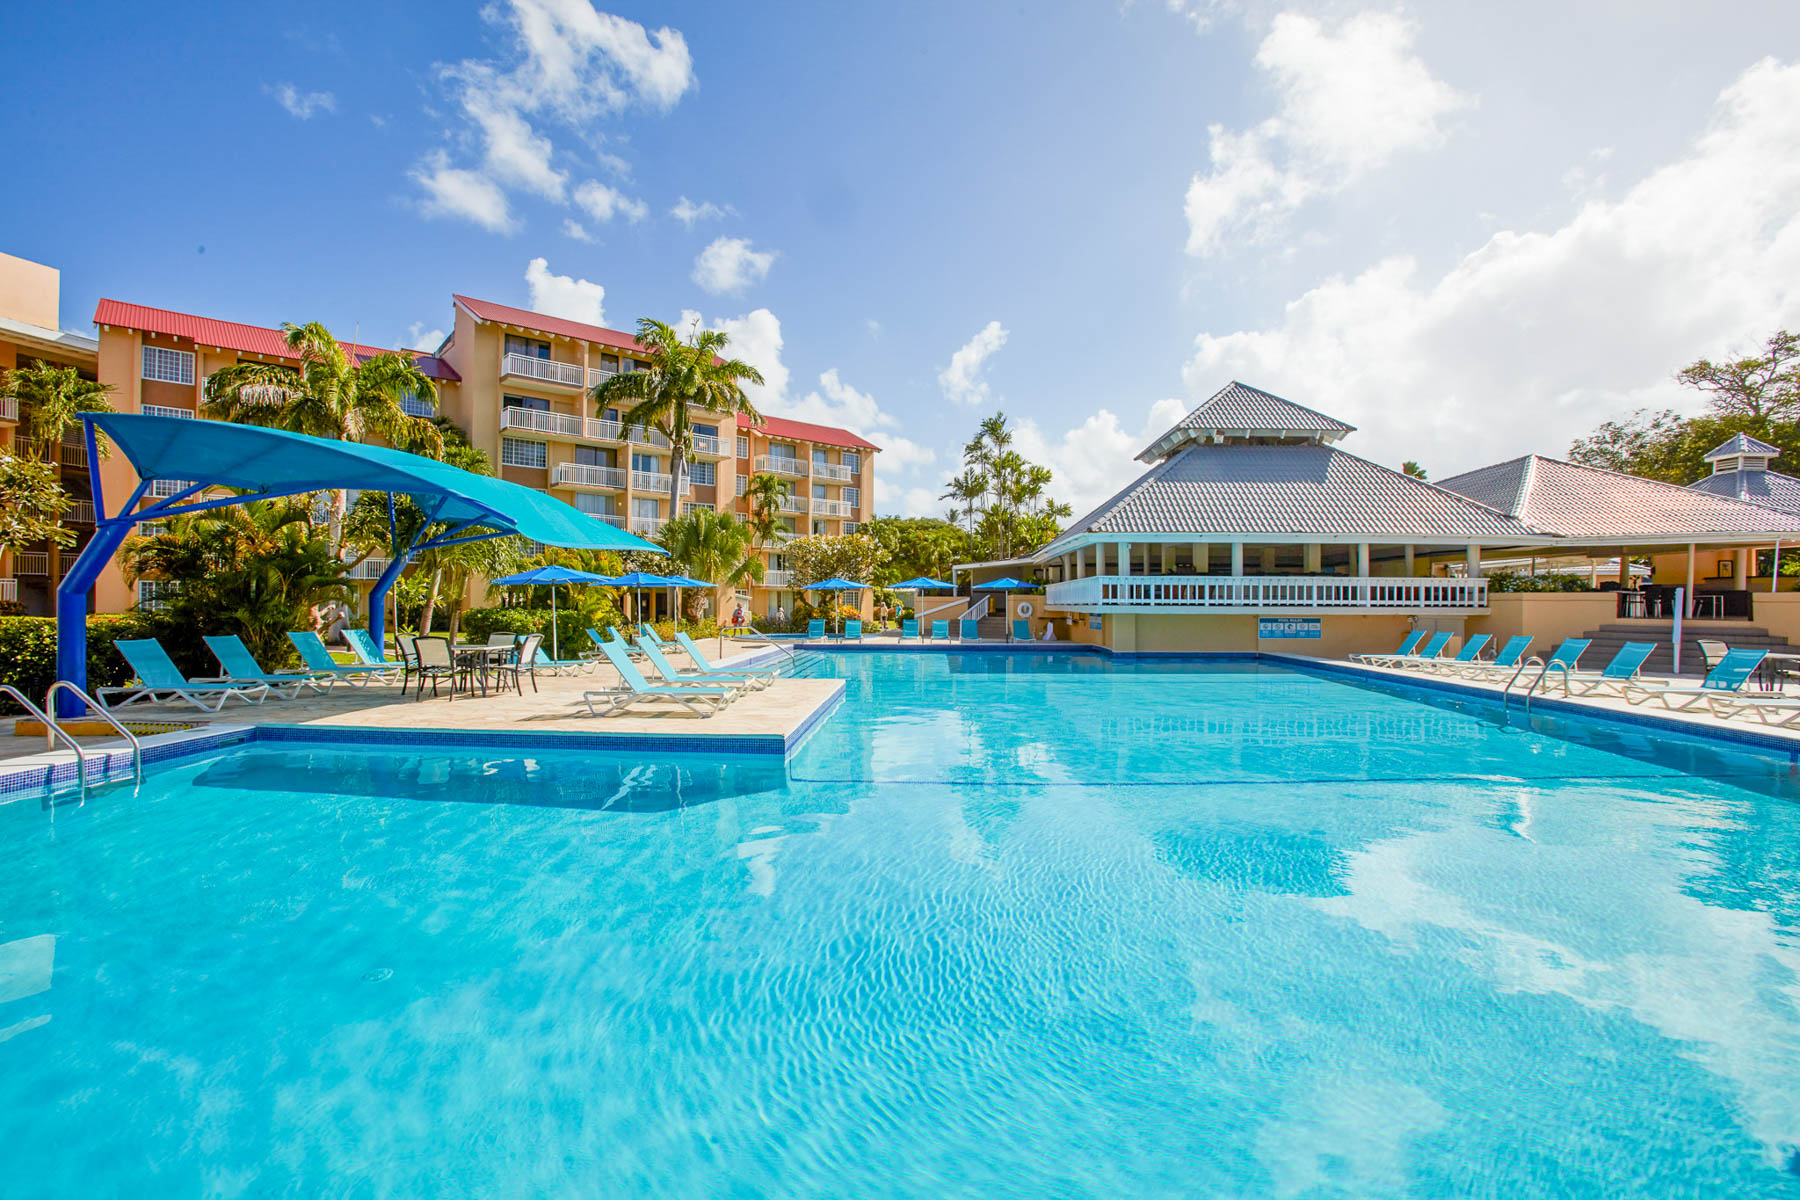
[1572,622,1793,676]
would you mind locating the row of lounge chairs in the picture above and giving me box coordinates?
[787,618,1037,642]
[1351,630,1800,722]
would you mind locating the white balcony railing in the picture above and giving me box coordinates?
[762,569,792,587]
[632,470,673,494]
[777,495,809,513]
[811,461,853,482]
[0,578,15,601]
[755,455,807,477]
[0,395,16,422]
[17,551,50,576]
[627,425,671,448]
[690,433,723,457]
[501,406,583,438]
[588,367,618,388]
[65,499,96,525]
[1045,575,1490,613]
[552,462,627,490]
[630,516,666,537]
[500,353,585,388]
[812,498,853,518]
[345,557,393,580]
[582,511,626,528]
[60,441,87,469]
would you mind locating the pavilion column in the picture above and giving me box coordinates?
[1117,541,1130,578]
[1404,544,1415,576]
[1775,541,1783,594]
[1158,544,1171,574]
[1260,546,1277,573]
[1303,543,1322,574]
[1465,545,1480,578]
[1686,542,1697,616]
[1191,542,1206,575]
[1736,548,1749,587]
[1618,548,1630,588]
[1230,542,1244,576]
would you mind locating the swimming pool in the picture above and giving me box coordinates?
[3,652,1799,1196]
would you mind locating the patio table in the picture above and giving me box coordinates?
[452,643,516,697]
[1758,651,1800,693]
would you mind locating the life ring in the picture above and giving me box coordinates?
[1017,600,1034,618]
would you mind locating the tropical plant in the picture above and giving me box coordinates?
[864,516,976,586]
[783,532,884,589]
[943,412,1071,560]
[658,509,762,618]
[118,495,353,667]
[1401,460,1427,479]
[938,468,986,532]
[203,321,444,552]
[592,318,765,521]
[3,362,115,457]
[0,452,74,550]
[742,471,791,551]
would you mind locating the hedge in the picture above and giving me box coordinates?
[0,614,180,714]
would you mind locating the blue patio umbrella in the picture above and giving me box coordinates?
[608,571,676,630]
[807,577,869,635]
[891,575,956,591]
[490,565,615,660]
[973,575,1035,627]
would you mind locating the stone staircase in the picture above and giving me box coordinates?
[1571,621,1792,676]
[977,615,1011,640]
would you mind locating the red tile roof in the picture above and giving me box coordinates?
[92,299,461,382]
[747,413,881,452]
[452,294,642,354]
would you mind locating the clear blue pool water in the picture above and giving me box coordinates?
[4,651,1800,1197]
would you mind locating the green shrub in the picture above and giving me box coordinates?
[1485,570,1594,593]
[460,602,621,654]
[0,614,173,714]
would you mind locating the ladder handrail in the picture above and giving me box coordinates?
[1501,655,1550,712]
[2,684,95,795]
[45,681,142,788]
[739,625,797,660]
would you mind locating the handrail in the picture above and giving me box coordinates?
[2,684,96,795]
[1501,655,1548,712]
[738,625,796,661]
[965,595,990,622]
[46,681,143,788]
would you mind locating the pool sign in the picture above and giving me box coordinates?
[1259,617,1322,639]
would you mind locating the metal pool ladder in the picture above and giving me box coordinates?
[1501,656,1551,713]
[740,626,797,662]
[43,682,143,792]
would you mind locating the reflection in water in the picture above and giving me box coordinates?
[0,934,55,1044]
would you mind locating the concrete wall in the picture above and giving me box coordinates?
[1464,592,1617,649]
[0,251,59,329]
[1748,592,1800,644]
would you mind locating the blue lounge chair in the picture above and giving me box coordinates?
[843,620,863,641]
[960,618,980,641]
[343,628,391,666]
[931,620,949,640]
[1351,630,1426,664]
[638,640,767,693]
[584,641,735,717]
[1441,635,1533,679]
[807,618,827,640]
[901,619,919,639]
[1549,641,1656,697]
[288,631,402,687]
[638,624,681,654]
[1361,631,1452,668]
[601,627,648,660]
[675,632,782,680]
[101,638,270,711]
[1011,619,1031,642]
[1408,633,1491,673]
[204,634,332,698]
[534,644,596,676]
[1629,647,1767,709]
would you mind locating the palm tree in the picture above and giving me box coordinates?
[592,318,764,522]
[3,362,114,461]
[204,321,444,553]
[660,508,763,619]
[939,469,986,532]
[742,470,791,549]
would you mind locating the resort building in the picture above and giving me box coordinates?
[1686,433,1800,514]
[0,252,101,616]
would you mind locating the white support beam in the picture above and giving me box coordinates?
[1231,542,1244,575]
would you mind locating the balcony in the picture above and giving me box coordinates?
[500,353,585,388]
[762,569,792,587]
[345,557,392,581]
[582,511,626,528]
[812,498,853,518]
[1045,575,1489,614]
[588,366,618,389]
[627,425,671,449]
[0,395,15,423]
[631,470,691,495]
[17,551,50,576]
[65,499,96,525]
[631,516,667,537]
[0,578,14,602]
[811,461,853,482]
[754,455,807,477]
[552,462,627,490]
[61,440,87,469]
[777,495,809,514]
[690,432,724,458]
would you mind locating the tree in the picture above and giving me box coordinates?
[864,517,976,585]
[943,413,1071,560]
[741,471,791,551]
[0,452,74,550]
[4,362,115,458]
[203,321,444,553]
[783,532,884,590]
[660,508,762,618]
[1675,330,1799,421]
[593,318,765,522]
[1401,461,1428,479]
[938,469,985,532]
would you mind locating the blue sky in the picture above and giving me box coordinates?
[5,1,1800,515]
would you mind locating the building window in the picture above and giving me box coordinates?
[632,452,661,473]
[694,423,719,438]
[811,519,826,535]
[735,476,747,497]
[844,452,861,474]
[137,579,181,612]
[141,403,194,420]
[682,502,715,515]
[812,483,828,500]
[844,487,860,507]
[844,521,860,534]
[599,353,619,371]
[147,478,193,498]
[633,498,660,519]
[504,335,550,360]
[400,390,435,418]
[572,492,614,516]
[689,460,716,486]
[503,394,549,412]
[736,436,749,457]
[813,448,831,466]
[573,445,614,467]
[142,345,195,385]
[501,438,547,469]
[769,442,797,461]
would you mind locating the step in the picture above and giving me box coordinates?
[1574,623,1792,676]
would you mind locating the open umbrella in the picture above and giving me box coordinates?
[973,575,1035,632]
[890,575,956,591]
[490,565,614,661]
[806,577,869,637]
[662,574,711,635]
[609,571,675,633]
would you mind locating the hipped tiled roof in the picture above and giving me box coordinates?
[1138,382,1354,462]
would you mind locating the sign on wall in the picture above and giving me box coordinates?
[1089,615,1103,631]
[1258,617,1322,639]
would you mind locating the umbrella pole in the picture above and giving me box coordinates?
[550,585,558,661]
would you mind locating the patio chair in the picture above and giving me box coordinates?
[807,619,827,640]
[843,620,863,641]
[584,641,735,717]
[410,635,460,700]
[602,627,649,660]
[1439,635,1533,680]
[288,631,401,687]
[960,618,980,641]
[638,640,767,693]
[100,638,271,712]
[344,628,393,668]
[1350,630,1425,664]
[931,620,949,640]
[204,634,332,698]
[1359,631,1451,668]
[1547,641,1657,697]
[901,619,919,639]
[1697,638,1730,674]
[1627,648,1767,710]
[1407,633,1491,673]
[489,633,543,695]
[675,632,781,681]
[534,643,597,676]
[1011,619,1032,642]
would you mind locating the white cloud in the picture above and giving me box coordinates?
[404,322,446,352]
[1180,57,1800,478]
[865,319,882,339]
[266,83,337,120]
[573,178,649,224]
[937,320,1009,406]
[561,219,595,242]
[524,257,607,326]
[670,196,733,227]
[692,237,776,295]
[680,307,789,410]
[1163,0,1233,33]
[1011,399,1190,517]
[412,151,515,233]
[462,89,567,200]
[1184,11,1471,255]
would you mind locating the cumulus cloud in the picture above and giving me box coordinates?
[1011,399,1190,518]
[937,320,1009,406]
[1184,11,1471,255]
[412,151,515,233]
[1180,57,1800,477]
[562,219,595,242]
[525,257,607,326]
[404,322,447,352]
[670,196,733,227]
[266,83,337,120]
[692,237,776,294]
[573,178,648,224]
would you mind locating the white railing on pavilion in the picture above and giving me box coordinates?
[500,353,584,387]
[551,462,627,490]
[1047,575,1489,612]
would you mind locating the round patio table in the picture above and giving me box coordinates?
[452,643,516,697]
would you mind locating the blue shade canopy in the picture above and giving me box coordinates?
[88,413,662,553]
[490,566,615,586]
[808,577,869,590]
[663,575,711,588]
[609,571,676,587]
[973,576,1034,589]
[891,576,956,590]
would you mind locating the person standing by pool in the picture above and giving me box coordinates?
[776,604,787,626]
